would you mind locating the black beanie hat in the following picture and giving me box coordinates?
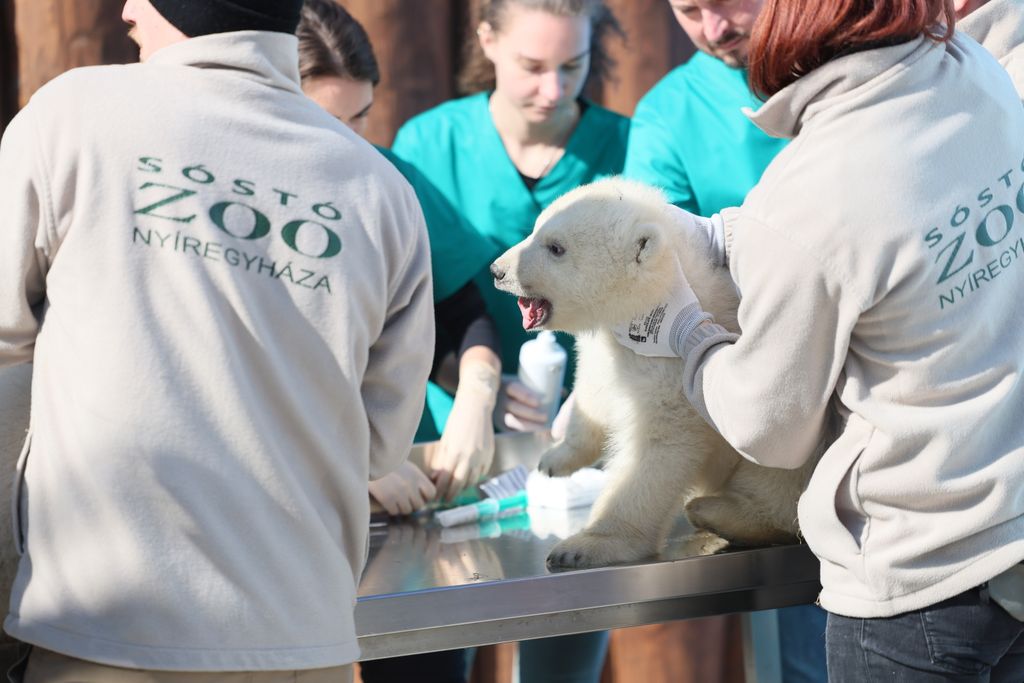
[149,0,304,37]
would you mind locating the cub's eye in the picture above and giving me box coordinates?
[547,242,566,257]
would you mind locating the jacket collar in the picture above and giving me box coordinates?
[746,35,935,139]
[146,31,302,94]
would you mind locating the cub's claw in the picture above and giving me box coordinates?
[545,531,654,570]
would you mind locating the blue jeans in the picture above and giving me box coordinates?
[826,585,1024,681]
[778,604,828,682]
[359,650,466,683]
[518,632,610,683]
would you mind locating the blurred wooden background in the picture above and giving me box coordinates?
[0,0,694,143]
[0,1,748,681]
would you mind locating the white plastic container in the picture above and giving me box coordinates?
[517,331,568,427]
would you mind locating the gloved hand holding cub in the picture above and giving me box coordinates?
[612,206,723,358]
[612,256,712,358]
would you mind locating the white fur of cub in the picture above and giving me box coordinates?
[492,178,816,569]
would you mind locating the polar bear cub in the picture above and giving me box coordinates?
[490,177,816,569]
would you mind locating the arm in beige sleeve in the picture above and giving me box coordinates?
[0,110,50,367]
[682,215,863,469]
[362,196,435,480]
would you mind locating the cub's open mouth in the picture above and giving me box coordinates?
[518,297,551,330]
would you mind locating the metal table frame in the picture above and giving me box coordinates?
[356,542,819,661]
[355,431,822,676]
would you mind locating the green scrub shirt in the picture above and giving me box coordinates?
[392,92,630,389]
[377,146,500,442]
[624,51,789,214]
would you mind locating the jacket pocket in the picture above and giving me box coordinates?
[797,415,874,564]
[11,431,31,557]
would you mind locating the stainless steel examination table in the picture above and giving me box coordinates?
[354,432,821,679]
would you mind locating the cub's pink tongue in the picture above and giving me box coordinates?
[518,297,545,330]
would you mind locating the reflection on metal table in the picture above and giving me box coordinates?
[355,431,821,661]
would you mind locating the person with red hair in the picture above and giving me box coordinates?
[625,3,830,680]
[614,0,1024,678]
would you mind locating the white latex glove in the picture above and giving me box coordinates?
[427,359,500,501]
[369,462,437,516]
[613,257,711,358]
[668,206,727,267]
[494,375,550,432]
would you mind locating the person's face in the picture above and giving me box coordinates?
[303,76,375,138]
[122,0,187,61]
[479,6,591,124]
[668,0,763,68]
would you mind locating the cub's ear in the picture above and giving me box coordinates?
[633,224,663,265]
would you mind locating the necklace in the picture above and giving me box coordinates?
[489,96,579,180]
[524,114,577,179]
[534,144,562,179]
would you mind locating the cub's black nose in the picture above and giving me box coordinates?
[490,262,506,281]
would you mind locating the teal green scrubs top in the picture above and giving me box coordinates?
[376,146,500,442]
[392,92,631,388]
[624,52,788,214]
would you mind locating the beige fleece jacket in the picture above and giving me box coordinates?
[961,0,1024,93]
[683,33,1024,618]
[0,32,433,669]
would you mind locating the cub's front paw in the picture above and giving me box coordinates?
[537,442,582,477]
[545,531,654,570]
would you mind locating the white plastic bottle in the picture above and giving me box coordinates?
[517,331,568,427]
